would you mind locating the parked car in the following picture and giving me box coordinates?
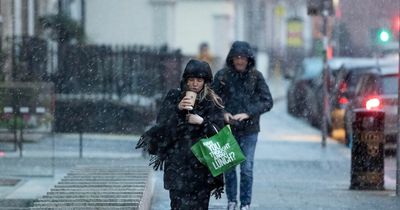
[328,58,380,142]
[287,57,323,124]
[311,58,379,141]
[344,59,398,150]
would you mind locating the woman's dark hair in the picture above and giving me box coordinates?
[182,59,213,84]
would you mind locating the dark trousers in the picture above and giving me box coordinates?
[169,189,211,210]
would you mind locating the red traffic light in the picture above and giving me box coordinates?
[392,16,400,37]
[393,16,400,30]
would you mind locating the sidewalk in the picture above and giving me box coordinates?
[0,76,287,207]
[255,77,396,209]
[1,75,398,209]
[150,76,399,210]
[0,133,150,209]
[267,74,289,102]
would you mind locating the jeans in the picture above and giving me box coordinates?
[224,133,257,207]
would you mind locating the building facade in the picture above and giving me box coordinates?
[0,0,60,81]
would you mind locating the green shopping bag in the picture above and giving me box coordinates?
[191,125,246,177]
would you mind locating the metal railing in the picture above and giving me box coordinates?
[2,36,183,134]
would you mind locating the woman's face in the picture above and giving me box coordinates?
[186,77,205,93]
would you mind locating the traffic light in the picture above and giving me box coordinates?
[307,0,334,16]
[377,28,391,43]
[371,28,392,45]
[391,16,400,39]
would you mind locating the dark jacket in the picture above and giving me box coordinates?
[156,88,225,194]
[212,41,273,136]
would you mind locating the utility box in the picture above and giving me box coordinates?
[350,109,385,190]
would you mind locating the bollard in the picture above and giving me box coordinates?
[350,109,385,190]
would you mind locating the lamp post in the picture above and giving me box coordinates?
[396,27,400,196]
[0,16,3,50]
[307,0,334,147]
[320,3,330,147]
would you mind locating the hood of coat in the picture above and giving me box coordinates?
[180,59,213,90]
[225,41,255,72]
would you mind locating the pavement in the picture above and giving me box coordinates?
[0,132,148,209]
[0,75,399,209]
[150,76,400,210]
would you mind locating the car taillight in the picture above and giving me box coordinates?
[365,98,380,110]
[339,97,349,104]
[339,81,347,93]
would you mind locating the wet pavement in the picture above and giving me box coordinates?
[0,76,398,209]
[150,76,399,209]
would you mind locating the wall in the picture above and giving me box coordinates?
[84,0,234,64]
[174,0,234,60]
[85,0,153,45]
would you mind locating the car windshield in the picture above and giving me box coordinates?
[301,58,323,79]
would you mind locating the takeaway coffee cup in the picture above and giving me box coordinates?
[185,91,197,110]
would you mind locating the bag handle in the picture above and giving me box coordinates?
[210,124,232,134]
[211,124,219,134]
[203,123,219,139]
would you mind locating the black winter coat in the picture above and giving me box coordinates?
[156,88,225,193]
[212,41,273,136]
